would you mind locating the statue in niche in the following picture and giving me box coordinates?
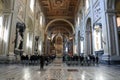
[34,36,39,54]
[14,22,26,55]
[17,29,23,49]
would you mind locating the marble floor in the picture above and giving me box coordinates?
[0,58,120,80]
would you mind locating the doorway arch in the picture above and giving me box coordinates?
[45,19,74,56]
[115,0,120,55]
[106,0,120,56]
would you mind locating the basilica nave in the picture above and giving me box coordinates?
[0,0,120,80]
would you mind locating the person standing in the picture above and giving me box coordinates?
[40,55,44,70]
[95,55,99,65]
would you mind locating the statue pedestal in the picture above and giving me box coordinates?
[14,49,23,55]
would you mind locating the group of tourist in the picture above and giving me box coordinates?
[63,54,99,66]
[20,53,99,68]
[20,54,56,69]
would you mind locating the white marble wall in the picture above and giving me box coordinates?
[0,0,45,61]
[0,0,14,56]
[77,0,120,62]
[75,0,112,61]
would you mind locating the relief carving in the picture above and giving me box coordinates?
[93,2,101,21]
[17,1,25,21]
[21,0,26,4]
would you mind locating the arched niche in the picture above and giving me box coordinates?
[85,18,93,55]
[14,22,26,55]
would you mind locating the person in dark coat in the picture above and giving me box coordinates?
[95,55,99,65]
[40,55,45,70]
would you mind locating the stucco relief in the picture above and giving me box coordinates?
[17,1,25,21]
[21,0,26,4]
[53,0,67,9]
[93,2,101,21]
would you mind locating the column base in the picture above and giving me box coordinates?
[100,55,120,65]
[0,55,9,64]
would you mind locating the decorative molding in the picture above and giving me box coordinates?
[47,16,73,19]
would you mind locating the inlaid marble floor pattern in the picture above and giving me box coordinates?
[0,59,120,80]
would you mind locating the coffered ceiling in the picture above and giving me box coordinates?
[39,0,80,22]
